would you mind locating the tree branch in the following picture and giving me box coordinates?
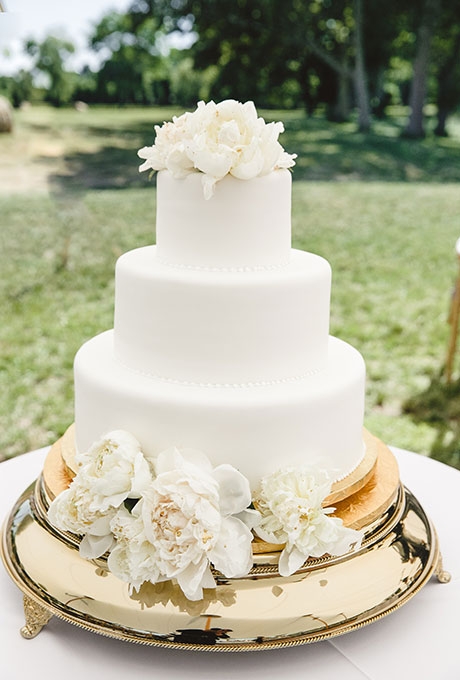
[305,36,353,80]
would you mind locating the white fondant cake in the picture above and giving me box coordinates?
[45,101,368,599]
[155,170,292,268]
[74,166,366,489]
[113,245,331,384]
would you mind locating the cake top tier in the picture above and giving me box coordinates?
[138,99,296,200]
[138,100,296,269]
[155,169,292,269]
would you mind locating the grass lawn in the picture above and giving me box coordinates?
[1,104,460,469]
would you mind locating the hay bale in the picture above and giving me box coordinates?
[0,96,13,133]
[74,100,88,112]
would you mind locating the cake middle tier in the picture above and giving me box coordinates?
[114,246,332,385]
[74,332,366,488]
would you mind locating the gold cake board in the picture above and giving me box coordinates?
[1,430,450,652]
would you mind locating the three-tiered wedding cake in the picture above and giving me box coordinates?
[74,120,366,490]
[49,100,367,600]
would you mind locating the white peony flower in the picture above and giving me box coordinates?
[48,431,256,601]
[108,504,164,592]
[48,430,152,559]
[138,99,297,198]
[48,478,117,558]
[254,467,362,577]
[139,448,254,600]
[76,430,153,512]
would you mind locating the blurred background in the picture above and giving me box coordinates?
[1,0,460,469]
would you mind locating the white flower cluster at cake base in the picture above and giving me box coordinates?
[137,99,297,199]
[254,467,363,576]
[48,430,363,601]
[48,431,257,601]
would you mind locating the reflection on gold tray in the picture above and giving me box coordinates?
[0,432,450,651]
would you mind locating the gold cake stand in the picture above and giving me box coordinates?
[1,428,450,652]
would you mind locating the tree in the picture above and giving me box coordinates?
[303,0,372,128]
[352,0,370,131]
[25,36,76,107]
[432,2,460,136]
[138,0,377,126]
[403,0,440,138]
[93,0,459,138]
[89,11,169,104]
[10,70,34,108]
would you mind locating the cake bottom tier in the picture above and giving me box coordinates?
[74,331,366,488]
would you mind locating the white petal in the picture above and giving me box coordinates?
[253,523,285,546]
[278,545,306,577]
[260,139,284,175]
[175,558,212,601]
[276,151,297,169]
[241,100,258,121]
[201,566,217,590]
[209,516,253,578]
[154,447,184,475]
[94,490,127,511]
[130,451,152,496]
[88,514,113,536]
[137,147,164,173]
[236,508,261,531]
[47,488,73,530]
[179,448,214,473]
[166,144,195,176]
[105,429,142,450]
[218,120,241,147]
[213,464,252,516]
[191,143,236,178]
[202,174,217,200]
[329,525,363,556]
[230,146,264,180]
[80,532,115,559]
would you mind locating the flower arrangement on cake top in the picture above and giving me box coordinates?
[48,430,362,601]
[137,99,297,199]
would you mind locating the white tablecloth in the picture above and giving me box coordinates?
[0,447,459,680]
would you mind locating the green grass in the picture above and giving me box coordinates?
[292,182,460,469]
[1,104,460,469]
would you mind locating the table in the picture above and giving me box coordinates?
[1,446,458,680]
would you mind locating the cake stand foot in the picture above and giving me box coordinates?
[434,552,451,584]
[20,595,53,639]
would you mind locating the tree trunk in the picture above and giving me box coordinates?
[403,0,440,138]
[434,30,460,137]
[353,0,371,132]
[333,67,351,121]
[434,108,449,137]
[305,0,371,130]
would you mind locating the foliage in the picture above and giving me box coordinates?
[431,1,460,136]
[89,11,169,104]
[0,70,34,108]
[2,1,460,135]
[105,0,455,135]
[168,53,217,106]
[25,36,76,107]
